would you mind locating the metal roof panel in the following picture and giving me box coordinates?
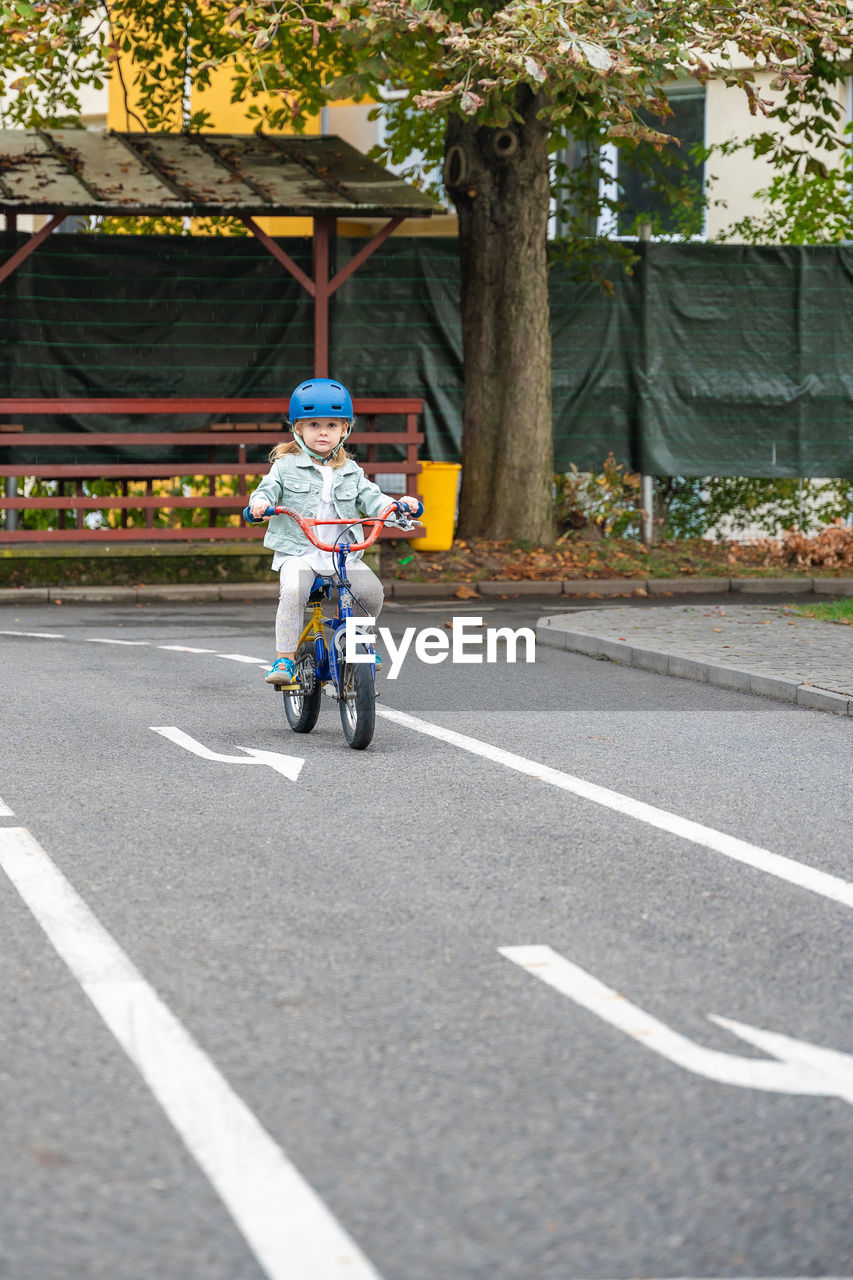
[124,133,260,206]
[0,131,91,206]
[0,129,443,217]
[43,129,187,208]
[199,133,337,208]
[276,135,434,210]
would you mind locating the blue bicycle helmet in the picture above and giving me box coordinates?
[286,378,355,461]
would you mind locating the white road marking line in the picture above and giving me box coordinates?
[376,706,853,912]
[151,727,304,782]
[0,627,268,669]
[0,797,13,817]
[500,946,853,1102]
[0,630,65,639]
[159,645,218,653]
[0,827,382,1280]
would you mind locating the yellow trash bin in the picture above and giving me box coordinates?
[411,461,461,551]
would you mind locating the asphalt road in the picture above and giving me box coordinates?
[1,596,851,1280]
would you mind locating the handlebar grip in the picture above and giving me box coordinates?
[243,505,275,523]
[397,499,424,518]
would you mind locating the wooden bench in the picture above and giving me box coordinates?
[0,397,423,542]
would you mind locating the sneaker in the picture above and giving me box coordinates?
[265,657,298,686]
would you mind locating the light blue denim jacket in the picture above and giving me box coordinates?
[249,452,395,560]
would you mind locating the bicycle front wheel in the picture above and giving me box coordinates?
[338,661,375,749]
[283,641,322,734]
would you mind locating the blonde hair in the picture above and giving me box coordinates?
[269,430,352,469]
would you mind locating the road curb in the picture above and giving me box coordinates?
[731,577,815,595]
[562,578,642,596]
[646,577,730,595]
[0,586,50,603]
[386,576,853,600]
[535,620,853,717]
[49,585,138,603]
[0,583,281,605]
[1,574,853,606]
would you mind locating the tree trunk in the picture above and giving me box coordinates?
[445,89,554,544]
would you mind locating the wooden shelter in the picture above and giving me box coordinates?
[0,129,444,375]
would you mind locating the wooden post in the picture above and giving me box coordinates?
[0,213,64,287]
[240,214,403,381]
[208,444,216,528]
[312,216,335,377]
[365,414,376,473]
[238,443,247,499]
[4,217,18,531]
[406,412,421,504]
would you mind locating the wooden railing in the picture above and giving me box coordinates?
[0,397,423,543]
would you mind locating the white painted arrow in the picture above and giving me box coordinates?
[151,727,304,782]
[500,945,853,1103]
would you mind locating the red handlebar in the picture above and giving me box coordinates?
[257,503,400,552]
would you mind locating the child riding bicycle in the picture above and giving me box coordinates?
[248,377,421,686]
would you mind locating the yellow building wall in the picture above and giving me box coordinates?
[107,56,321,235]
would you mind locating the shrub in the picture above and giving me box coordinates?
[555,455,641,539]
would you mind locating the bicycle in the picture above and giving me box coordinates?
[243,500,423,749]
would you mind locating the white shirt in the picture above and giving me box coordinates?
[271,463,358,574]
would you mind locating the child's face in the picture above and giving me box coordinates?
[295,417,347,457]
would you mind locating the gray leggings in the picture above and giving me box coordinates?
[276,555,385,653]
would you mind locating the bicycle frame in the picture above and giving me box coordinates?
[292,577,354,697]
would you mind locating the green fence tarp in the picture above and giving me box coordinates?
[0,232,312,470]
[635,244,853,476]
[2,233,852,476]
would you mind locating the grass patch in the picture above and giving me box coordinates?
[789,598,853,625]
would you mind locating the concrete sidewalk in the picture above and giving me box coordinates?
[537,602,853,716]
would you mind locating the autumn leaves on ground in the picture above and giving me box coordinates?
[380,524,853,583]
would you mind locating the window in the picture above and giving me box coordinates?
[551,83,707,242]
[615,83,706,237]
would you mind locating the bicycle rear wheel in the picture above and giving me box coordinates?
[283,642,322,733]
[338,661,375,749]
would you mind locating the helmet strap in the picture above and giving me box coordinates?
[292,421,353,464]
